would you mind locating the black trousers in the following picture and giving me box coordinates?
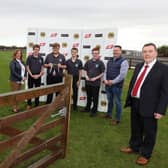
[46,75,63,104]
[27,75,41,106]
[129,98,157,159]
[72,77,79,109]
[85,84,100,114]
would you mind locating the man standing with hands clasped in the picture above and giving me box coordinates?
[66,47,83,111]
[121,43,168,165]
[81,47,105,117]
[26,44,44,109]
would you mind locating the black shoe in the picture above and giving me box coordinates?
[80,108,90,112]
[73,106,78,111]
[90,113,97,117]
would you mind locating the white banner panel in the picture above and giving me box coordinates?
[27,28,118,112]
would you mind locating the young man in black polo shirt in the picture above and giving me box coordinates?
[66,48,83,111]
[44,43,66,104]
[26,44,44,109]
[82,47,105,117]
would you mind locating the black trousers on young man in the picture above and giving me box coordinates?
[85,84,100,115]
[27,75,41,106]
[46,75,63,104]
[72,76,79,110]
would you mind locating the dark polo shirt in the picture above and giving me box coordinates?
[45,53,66,77]
[84,59,105,86]
[66,58,83,79]
[26,55,43,74]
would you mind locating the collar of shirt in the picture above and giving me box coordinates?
[144,58,157,69]
[16,59,21,63]
[133,58,157,98]
[52,53,60,57]
[71,57,77,63]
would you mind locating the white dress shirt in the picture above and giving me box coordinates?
[16,59,25,79]
[132,59,157,98]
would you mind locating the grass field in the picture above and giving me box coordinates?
[0,50,168,168]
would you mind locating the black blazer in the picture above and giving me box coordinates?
[9,59,26,82]
[125,61,168,117]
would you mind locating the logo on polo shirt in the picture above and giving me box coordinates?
[39,59,42,64]
[59,58,62,62]
[75,63,79,67]
[96,64,99,68]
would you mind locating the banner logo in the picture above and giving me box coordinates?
[50,33,57,37]
[84,33,91,38]
[40,32,46,37]
[108,32,115,39]
[62,42,68,48]
[106,44,113,49]
[74,33,79,39]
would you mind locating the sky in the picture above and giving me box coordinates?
[0,0,168,50]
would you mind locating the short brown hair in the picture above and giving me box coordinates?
[114,45,122,50]
[92,47,100,53]
[71,47,78,52]
[13,49,23,61]
[142,43,157,51]
[33,44,40,50]
[52,43,60,48]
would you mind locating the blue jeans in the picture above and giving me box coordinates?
[106,85,122,121]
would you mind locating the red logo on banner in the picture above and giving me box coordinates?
[80,96,86,100]
[50,33,57,37]
[106,44,113,49]
[40,42,46,46]
[84,33,91,38]
[64,53,68,57]
[73,43,79,48]
[28,52,33,56]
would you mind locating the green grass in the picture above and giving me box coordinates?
[0,50,168,167]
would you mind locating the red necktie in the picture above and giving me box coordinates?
[131,65,148,97]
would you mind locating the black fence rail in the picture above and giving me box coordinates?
[124,56,168,68]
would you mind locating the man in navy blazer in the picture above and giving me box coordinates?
[121,43,168,165]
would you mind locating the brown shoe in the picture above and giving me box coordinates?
[136,156,149,165]
[102,115,112,119]
[12,108,19,113]
[26,105,32,110]
[111,120,120,125]
[120,147,136,154]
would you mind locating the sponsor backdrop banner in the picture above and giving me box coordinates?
[27,28,118,112]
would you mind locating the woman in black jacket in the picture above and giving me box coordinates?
[9,49,26,112]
